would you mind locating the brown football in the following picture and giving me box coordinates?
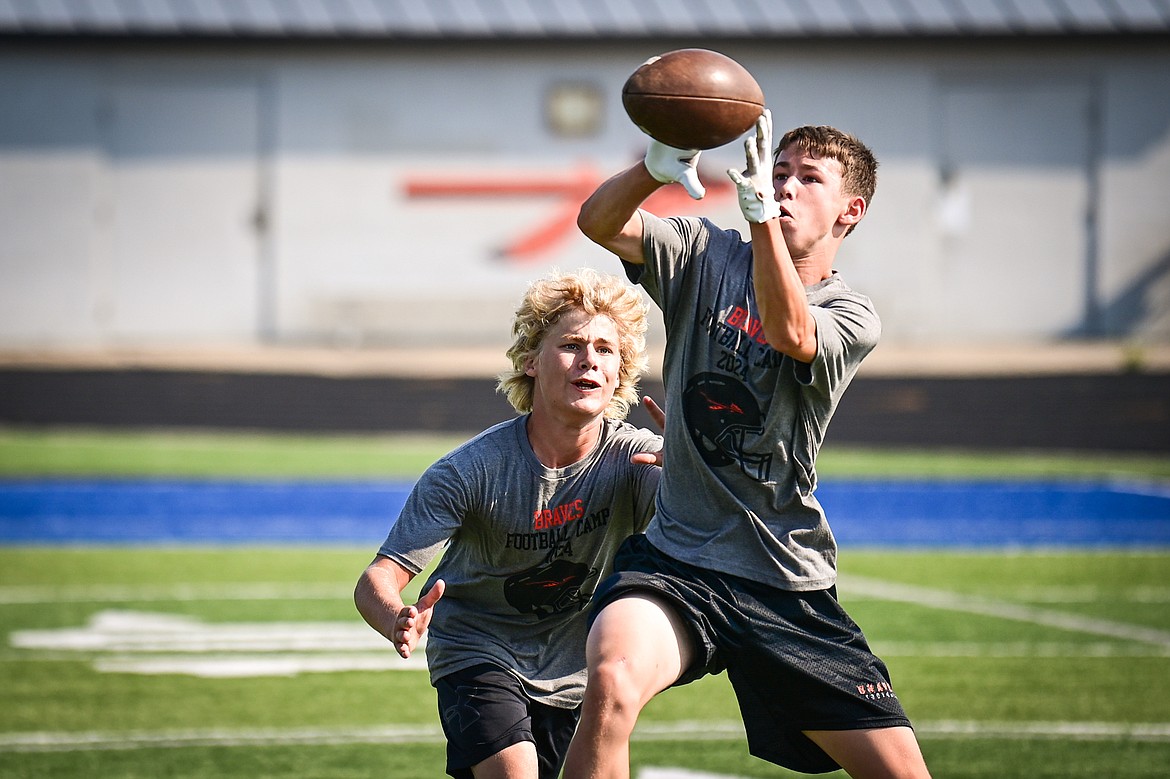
[622,49,765,150]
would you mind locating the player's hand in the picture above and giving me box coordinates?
[392,578,445,659]
[645,140,705,200]
[632,396,665,467]
[726,109,781,223]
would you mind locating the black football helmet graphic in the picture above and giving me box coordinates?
[504,558,598,618]
[682,372,773,481]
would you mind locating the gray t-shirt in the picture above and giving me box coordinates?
[378,414,661,707]
[630,213,879,590]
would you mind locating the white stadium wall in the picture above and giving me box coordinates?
[1,40,1168,351]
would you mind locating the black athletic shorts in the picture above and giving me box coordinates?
[590,533,913,774]
[433,662,580,779]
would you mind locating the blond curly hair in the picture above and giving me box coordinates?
[497,268,649,420]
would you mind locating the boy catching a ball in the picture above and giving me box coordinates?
[563,112,932,778]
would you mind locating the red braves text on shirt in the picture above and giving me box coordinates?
[724,305,770,346]
[533,499,585,530]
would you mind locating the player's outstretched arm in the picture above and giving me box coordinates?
[729,111,817,362]
[577,159,663,265]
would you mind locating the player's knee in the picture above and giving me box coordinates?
[584,655,645,726]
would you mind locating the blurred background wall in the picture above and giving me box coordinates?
[1,2,1168,448]
[2,1,1168,354]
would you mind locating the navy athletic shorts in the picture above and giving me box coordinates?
[590,533,913,774]
[433,662,580,779]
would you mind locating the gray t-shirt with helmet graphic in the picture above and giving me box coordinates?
[378,414,661,708]
[629,212,879,591]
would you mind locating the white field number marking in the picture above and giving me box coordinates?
[10,609,425,676]
[2,720,1169,753]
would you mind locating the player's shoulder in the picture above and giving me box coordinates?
[432,416,523,468]
[808,273,881,353]
[812,272,877,312]
[603,417,663,454]
[647,212,728,248]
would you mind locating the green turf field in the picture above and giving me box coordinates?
[3,427,1169,481]
[1,429,1168,778]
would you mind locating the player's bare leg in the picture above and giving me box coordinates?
[471,739,539,779]
[562,594,694,779]
[804,726,932,779]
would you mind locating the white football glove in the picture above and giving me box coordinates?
[644,139,705,200]
[726,109,781,223]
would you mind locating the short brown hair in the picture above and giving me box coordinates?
[776,125,878,235]
[497,268,649,419]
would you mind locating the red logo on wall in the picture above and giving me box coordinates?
[402,162,733,263]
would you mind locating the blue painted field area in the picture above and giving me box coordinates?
[0,481,407,546]
[0,479,1167,547]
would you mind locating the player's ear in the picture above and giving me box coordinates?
[524,355,538,377]
[839,195,866,227]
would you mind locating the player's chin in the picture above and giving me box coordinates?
[567,392,610,417]
[777,218,801,239]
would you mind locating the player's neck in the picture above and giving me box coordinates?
[792,252,834,286]
[526,412,603,469]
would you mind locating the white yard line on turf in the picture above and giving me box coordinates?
[90,652,428,676]
[0,724,446,752]
[841,574,1170,648]
[2,720,1169,753]
[638,770,746,779]
[4,581,1166,606]
[1008,585,1170,603]
[5,581,1168,606]
[11,611,388,653]
[870,640,1170,657]
[0,583,350,604]
[922,721,1170,740]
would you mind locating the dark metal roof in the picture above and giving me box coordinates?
[0,0,1167,39]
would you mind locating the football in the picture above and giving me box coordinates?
[622,48,765,150]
